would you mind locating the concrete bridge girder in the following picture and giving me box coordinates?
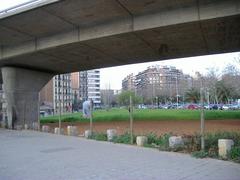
[0,0,239,74]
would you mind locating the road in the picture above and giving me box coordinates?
[0,129,239,180]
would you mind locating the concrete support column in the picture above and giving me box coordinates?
[1,67,53,129]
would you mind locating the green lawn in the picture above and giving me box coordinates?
[41,108,240,124]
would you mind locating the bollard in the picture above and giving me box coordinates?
[67,126,78,136]
[136,136,148,146]
[42,125,50,133]
[169,136,184,148]
[218,139,234,158]
[32,122,39,130]
[107,129,117,141]
[84,130,92,138]
[15,125,23,130]
[54,127,64,135]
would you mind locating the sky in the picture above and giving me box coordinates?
[1,1,240,90]
[100,52,240,89]
[0,0,32,12]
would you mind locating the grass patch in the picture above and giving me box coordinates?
[41,109,240,124]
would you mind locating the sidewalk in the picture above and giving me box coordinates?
[0,129,239,180]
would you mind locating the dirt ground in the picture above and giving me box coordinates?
[44,120,240,136]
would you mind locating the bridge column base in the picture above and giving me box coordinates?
[1,67,53,129]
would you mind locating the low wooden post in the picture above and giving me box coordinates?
[90,99,93,135]
[200,87,205,151]
[129,95,133,144]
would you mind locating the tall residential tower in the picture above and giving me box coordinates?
[79,69,101,107]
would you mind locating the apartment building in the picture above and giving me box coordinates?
[122,65,192,103]
[40,73,72,115]
[122,73,135,92]
[79,69,101,107]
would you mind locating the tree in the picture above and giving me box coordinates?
[117,91,141,106]
[204,68,221,104]
[215,80,231,103]
[221,63,240,101]
[72,91,80,111]
[185,88,200,103]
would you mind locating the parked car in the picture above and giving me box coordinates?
[222,104,230,110]
[204,104,210,109]
[138,104,147,109]
[211,104,219,110]
[187,104,199,110]
[229,104,240,110]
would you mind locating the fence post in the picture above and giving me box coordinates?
[200,87,205,150]
[129,95,133,144]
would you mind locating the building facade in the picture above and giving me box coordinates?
[79,69,101,107]
[122,73,135,92]
[100,89,115,107]
[40,73,72,115]
[122,65,192,104]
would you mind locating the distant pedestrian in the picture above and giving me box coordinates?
[82,100,93,118]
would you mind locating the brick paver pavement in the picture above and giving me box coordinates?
[0,129,239,180]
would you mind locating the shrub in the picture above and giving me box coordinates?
[181,134,199,152]
[228,146,240,163]
[192,150,208,158]
[189,132,240,161]
[75,129,240,163]
[145,132,159,145]
[90,132,107,141]
[112,132,136,144]
[142,133,173,150]
[158,133,172,151]
[205,131,240,150]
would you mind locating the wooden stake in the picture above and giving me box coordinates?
[90,100,93,134]
[129,95,133,144]
[200,87,205,150]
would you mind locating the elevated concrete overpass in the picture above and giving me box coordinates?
[0,0,239,128]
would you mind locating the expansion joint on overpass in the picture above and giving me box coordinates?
[115,0,134,31]
[0,45,3,59]
[115,0,159,57]
[196,0,209,54]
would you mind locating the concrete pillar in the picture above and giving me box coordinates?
[169,136,184,148]
[107,129,117,141]
[32,122,39,131]
[54,127,64,135]
[136,136,148,146]
[67,126,78,136]
[218,139,234,158]
[1,67,53,129]
[42,125,50,133]
[84,130,92,138]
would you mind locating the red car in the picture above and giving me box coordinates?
[187,104,199,110]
